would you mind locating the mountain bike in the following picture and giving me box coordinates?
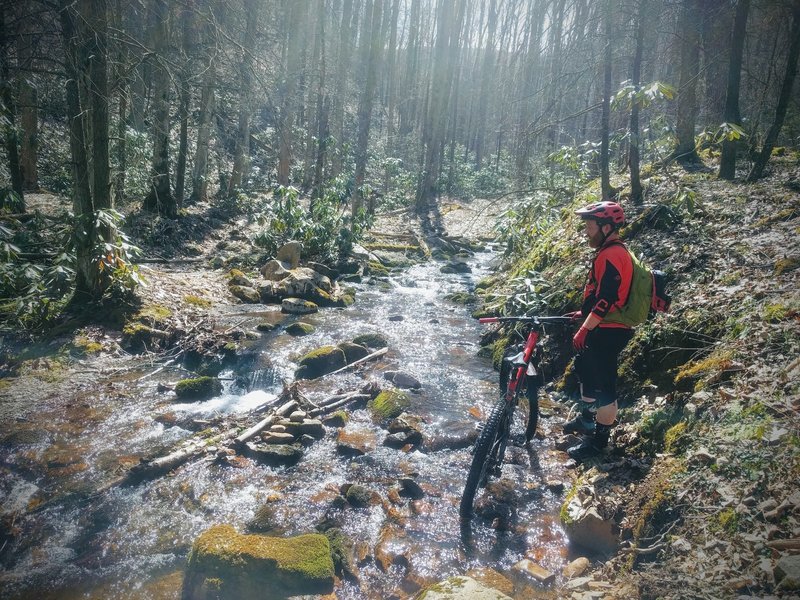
[459,315,572,520]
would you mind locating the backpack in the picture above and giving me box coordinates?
[601,242,671,327]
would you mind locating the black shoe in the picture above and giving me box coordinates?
[563,414,595,435]
[567,438,604,460]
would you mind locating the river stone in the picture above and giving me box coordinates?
[561,504,618,556]
[384,371,422,390]
[563,556,591,578]
[228,269,254,287]
[422,421,478,452]
[513,559,555,584]
[289,411,307,422]
[262,432,296,444]
[322,410,348,427]
[230,285,261,304]
[336,429,376,456]
[439,260,471,274]
[282,298,318,315]
[338,342,370,364]
[775,555,800,590]
[399,477,425,500]
[286,322,315,336]
[280,419,325,439]
[295,345,346,380]
[260,259,291,281]
[367,390,411,423]
[352,332,389,349]
[466,569,515,597]
[416,575,513,599]
[174,377,223,400]
[344,483,380,508]
[307,261,339,280]
[182,524,334,599]
[244,442,303,466]
[276,241,303,268]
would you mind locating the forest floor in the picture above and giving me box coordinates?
[2,159,799,599]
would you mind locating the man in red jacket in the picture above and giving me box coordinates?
[564,201,635,460]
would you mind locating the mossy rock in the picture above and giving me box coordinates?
[416,576,513,599]
[256,322,279,332]
[322,410,349,427]
[444,291,476,305]
[332,292,355,307]
[121,321,170,352]
[175,376,223,400]
[286,322,315,336]
[182,525,334,599]
[295,346,346,379]
[322,527,353,577]
[352,333,389,349]
[227,268,253,287]
[366,261,390,276]
[367,390,411,423]
[344,484,378,508]
[337,341,369,363]
[230,285,261,304]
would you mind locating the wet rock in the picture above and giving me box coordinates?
[244,442,303,466]
[307,261,338,280]
[399,477,425,500]
[367,390,411,423]
[554,434,582,451]
[513,559,555,584]
[295,345,346,379]
[344,484,379,508]
[775,555,800,590]
[322,411,348,428]
[174,376,223,400]
[289,411,307,422]
[280,418,325,439]
[323,527,356,579]
[384,430,421,449]
[256,321,279,332]
[338,341,370,364]
[352,332,389,349]
[384,371,422,390]
[276,241,302,269]
[282,297,318,315]
[423,421,478,451]
[285,321,315,336]
[182,524,333,599]
[388,314,404,322]
[261,432,296,444]
[563,556,591,578]
[374,526,410,572]
[260,259,291,281]
[336,429,376,457]
[415,575,512,599]
[562,505,618,556]
[466,568,515,597]
[230,285,261,304]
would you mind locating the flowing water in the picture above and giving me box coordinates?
[0,249,574,599]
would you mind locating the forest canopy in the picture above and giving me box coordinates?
[1,0,799,320]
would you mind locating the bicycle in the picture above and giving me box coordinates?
[459,315,573,520]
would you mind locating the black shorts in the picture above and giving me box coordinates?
[574,327,634,407]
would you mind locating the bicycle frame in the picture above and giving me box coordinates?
[460,315,571,520]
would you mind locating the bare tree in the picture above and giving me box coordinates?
[718,0,750,180]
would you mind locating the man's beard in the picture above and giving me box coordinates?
[588,229,605,248]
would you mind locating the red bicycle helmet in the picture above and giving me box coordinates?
[575,201,626,227]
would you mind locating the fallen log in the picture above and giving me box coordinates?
[767,538,800,550]
[324,347,388,377]
[309,393,371,417]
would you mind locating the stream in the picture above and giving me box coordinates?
[0,248,575,599]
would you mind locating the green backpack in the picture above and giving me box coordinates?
[602,243,671,328]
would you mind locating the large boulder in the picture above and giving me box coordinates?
[295,345,347,379]
[561,501,619,556]
[260,259,291,281]
[353,333,389,349]
[282,298,318,315]
[182,524,334,599]
[230,285,261,304]
[276,241,303,268]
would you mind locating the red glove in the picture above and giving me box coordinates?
[573,326,590,351]
[564,311,582,322]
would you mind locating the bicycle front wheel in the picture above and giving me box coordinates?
[459,397,510,520]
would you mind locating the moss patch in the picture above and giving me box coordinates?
[174,376,223,400]
[367,390,411,422]
[295,346,346,379]
[184,295,213,308]
[183,524,334,599]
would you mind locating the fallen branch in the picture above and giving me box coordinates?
[767,538,800,550]
[233,400,297,447]
[309,393,371,417]
[324,347,388,377]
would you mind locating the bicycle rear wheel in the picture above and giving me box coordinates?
[459,397,511,519]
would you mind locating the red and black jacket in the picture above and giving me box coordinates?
[581,240,634,329]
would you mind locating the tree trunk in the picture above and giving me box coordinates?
[331,0,354,178]
[629,0,648,205]
[385,0,400,144]
[278,1,307,186]
[17,15,38,193]
[228,0,259,195]
[143,0,175,217]
[673,0,701,164]
[747,4,800,182]
[175,7,195,207]
[353,0,383,218]
[0,5,24,204]
[599,0,613,200]
[190,60,216,204]
[87,0,110,212]
[474,0,497,170]
[718,0,750,180]
[112,0,127,206]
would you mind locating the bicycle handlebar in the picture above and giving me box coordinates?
[479,316,574,324]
